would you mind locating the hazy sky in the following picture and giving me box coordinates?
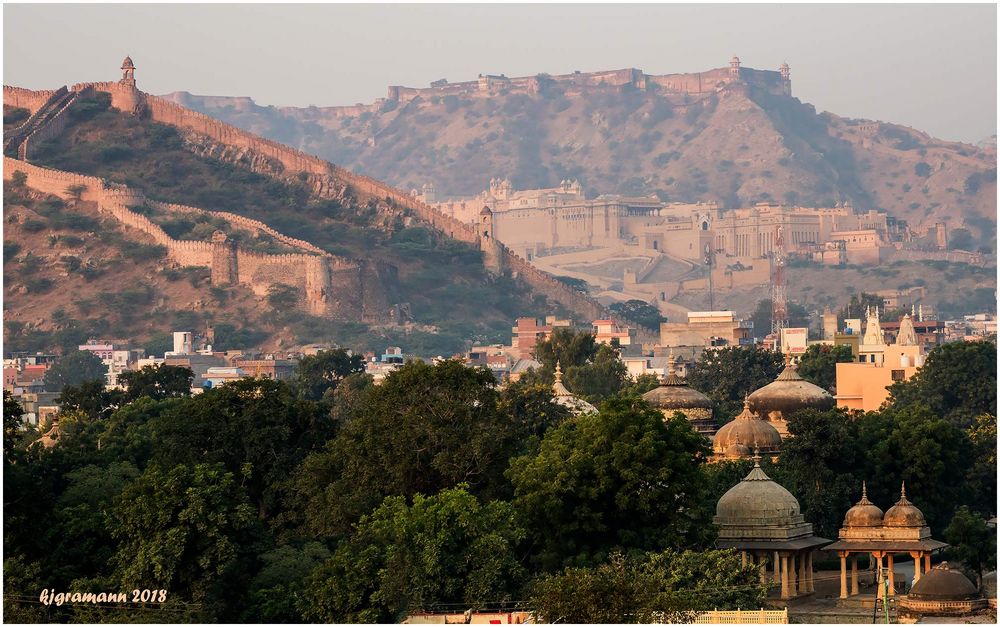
[4,4,996,143]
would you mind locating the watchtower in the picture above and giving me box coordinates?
[120,56,136,87]
[779,62,791,97]
[729,55,742,79]
[477,206,505,275]
[210,231,238,286]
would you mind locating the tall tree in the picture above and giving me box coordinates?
[147,378,328,520]
[299,487,526,623]
[943,506,996,590]
[771,408,862,538]
[887,340,997,427]
[43,350,107,392]
[964,413,997,516]
[118,364,194,401]
[508,395,713,571]
[564,342,629,403]
[532,327,598,373]
[110,463,263,620]
[795,343,855,392]
[292,348,365,402]
[294,360,520,537]
[686,346,784,420]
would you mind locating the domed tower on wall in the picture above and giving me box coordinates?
[113,55,144,115]
[642,352,716,436]
[476,205,504,275]
[120,56,136,87]
[747,354,834,438]
[714,452,829,599]
[779,62,791,97]
[729,55,742,79]
[712,397,781,461]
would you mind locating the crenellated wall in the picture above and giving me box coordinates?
[2,156,368,318]
[6,79,652,333]
[3,86,60,114]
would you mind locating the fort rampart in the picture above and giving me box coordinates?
[4,82,652,333]
[3,86,59,114]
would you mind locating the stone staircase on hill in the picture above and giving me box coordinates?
[4,86,76,157]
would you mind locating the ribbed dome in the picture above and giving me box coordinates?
[642,353,712,411]
[843,482,884,527]
[883,483,926,527]
[747,361,835,420]
[715,457,802,527]
[909,563,980,600]
[551,362,597,416]
[713,397,781,456]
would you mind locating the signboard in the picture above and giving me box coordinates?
[780,327,808,354]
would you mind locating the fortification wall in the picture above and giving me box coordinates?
[147,200,331,256]
[19,90,79,160]
[3,86,59,114]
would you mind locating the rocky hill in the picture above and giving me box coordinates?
[164,64,997,250]
[3,87,601,357]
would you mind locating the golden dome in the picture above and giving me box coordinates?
[712,397,781,456]
[883,482,927,527]
[843,481,884,527]
[747,359,834,419]
[642,353,713,412]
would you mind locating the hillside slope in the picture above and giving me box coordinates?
[165,70,997,250]
[3,93,575,356]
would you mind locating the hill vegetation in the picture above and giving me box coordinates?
[165,75,997,249]
[6,93,568,356]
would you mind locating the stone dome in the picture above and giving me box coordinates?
[883,483,926,527]
[908,563,980,601]
[715,457,802,527]
[642,353,712,412]
[480,205,493,216]
[712,397,781,456]
[551,362,597,416]
[747,359,835,430]
[843,482,884,527]
[724,440,751,459]
[121,56,135,69]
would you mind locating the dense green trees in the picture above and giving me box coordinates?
[608,299,667,330]
[943,506,997,589]
[796,343,855,392]
[686,345,785,420]
[3,336,994,622]
[529,549,767,623]
[292,348,365,401]
[43,350,108,392]
[508,395,713,571]
[301,487,525,623]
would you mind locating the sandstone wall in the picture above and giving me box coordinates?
[3,86,59,114]
[19,89,79,160]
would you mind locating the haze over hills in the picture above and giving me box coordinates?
[164,63,997,251]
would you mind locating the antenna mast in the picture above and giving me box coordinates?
[771,226,788,338]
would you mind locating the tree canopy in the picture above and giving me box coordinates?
[796,343,854,392]
[43,350,108,392]
[686,346,784,420]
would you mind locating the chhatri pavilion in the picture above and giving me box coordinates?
[748,354,834,438]
[711,396,781,462]
[714,452,830,600]
[642,352,716,436]
[550,362,597,416]
[826,482,947,600]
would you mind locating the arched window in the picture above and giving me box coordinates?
[652,240,658,250]
[701,221,709,231]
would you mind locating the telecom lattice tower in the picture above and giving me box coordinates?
[771,226,788,337]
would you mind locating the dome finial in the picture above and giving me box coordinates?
[751,446,762,467]
[900,480,907,500]
[862,480,868,500]
[554,360,563,384]
[667,350,677,376]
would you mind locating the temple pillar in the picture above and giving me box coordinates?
[808,552,815,593]
[876,553,885,599]
[773,550,781,585]
[924,553,931,573]
[851,555,859,595]
[758,553,767,585]
[839,552,848,599]
[911,552,922,583]
[741,551,747,568]
[887,554,895,596]
[789,551,798,596]
[781,554,790,600]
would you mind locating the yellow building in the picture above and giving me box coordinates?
[835,313,925,412]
